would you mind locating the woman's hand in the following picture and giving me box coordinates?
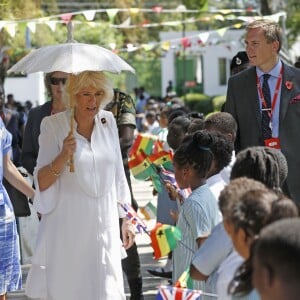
[37,132,76,191]
[61,131,76,159]
[121,218,135,250]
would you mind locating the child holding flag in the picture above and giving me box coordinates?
[172,130,221,291]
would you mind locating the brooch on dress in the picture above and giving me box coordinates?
[101,118,107,124]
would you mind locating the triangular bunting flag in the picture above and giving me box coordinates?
[83,10,96,21]
[161,41,171,52]
[152,6,163,13]
[61,13,73,24]
[198,32,210,44]
[4,23,16,37]
[181,37,191,49]
[45,20,56,32]
[27,22,36,34]
[106,8,119,22]
[216,27,228,37]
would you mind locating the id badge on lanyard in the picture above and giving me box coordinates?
[264,137,280,149]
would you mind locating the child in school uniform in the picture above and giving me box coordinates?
[172,130,221,291]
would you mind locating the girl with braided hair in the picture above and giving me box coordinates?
[172,130,221,291]
[230,146,288,193]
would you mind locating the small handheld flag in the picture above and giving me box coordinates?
[129,133,156,156]
[156,285,203,300]
[149,150,173,171]
[120,203,148,234]
[128,151,155,180]
[175,267,193,289]
[140,201,157,220]
[150,223,182,259]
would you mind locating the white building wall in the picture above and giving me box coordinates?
[201,43,241,96]
[160,29,245,97]
[161,49,176,97]
[4,72,46,106]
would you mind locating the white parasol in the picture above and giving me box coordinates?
[8,23,135,171]
[7,42,135,74]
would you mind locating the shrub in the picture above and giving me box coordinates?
[182,93,213,116]
[212,95,226,112]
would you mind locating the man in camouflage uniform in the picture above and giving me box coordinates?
[105,89,144,300]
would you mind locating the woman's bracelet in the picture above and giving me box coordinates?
[49,161,61,177]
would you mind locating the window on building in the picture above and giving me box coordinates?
[218,57,227,85]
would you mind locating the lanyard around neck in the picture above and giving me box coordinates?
[256,66,283,118]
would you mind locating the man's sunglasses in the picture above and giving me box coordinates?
[50,77,67,85]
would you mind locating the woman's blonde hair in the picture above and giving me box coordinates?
[63,71,114,109]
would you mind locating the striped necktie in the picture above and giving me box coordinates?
[261,74,272,140]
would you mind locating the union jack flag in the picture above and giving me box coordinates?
[120,203,148,234]
[156,285,203,300]
[160,168,191,204]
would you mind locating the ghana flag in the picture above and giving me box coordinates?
[129,133,155,156]
[152,139,164,154]
[150,223,182,259]
[175,267,193,289]
[149,150,173,171]
[128,151,154,180]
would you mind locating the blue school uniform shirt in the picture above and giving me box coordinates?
[173,183,221,291]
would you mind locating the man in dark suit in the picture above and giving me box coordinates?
[224,19,300,203]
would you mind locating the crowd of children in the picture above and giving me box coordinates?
[133,89,300,300]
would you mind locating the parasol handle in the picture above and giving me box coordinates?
[69,157,75,172]
[69,75,75,172]
[69,110,75,172]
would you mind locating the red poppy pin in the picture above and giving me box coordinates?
[285,80,293,90]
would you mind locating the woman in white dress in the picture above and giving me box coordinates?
[25,71,135,300]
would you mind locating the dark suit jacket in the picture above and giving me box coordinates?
[21,101,52,175]
[224,62,300,203]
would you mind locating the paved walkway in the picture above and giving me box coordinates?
[8,177,168,300]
